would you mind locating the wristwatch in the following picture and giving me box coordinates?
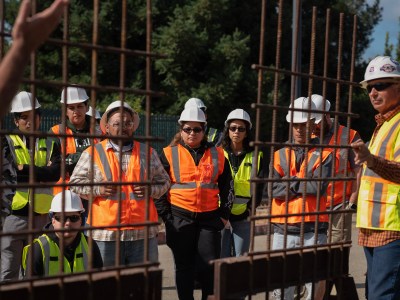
[349,203,357,210]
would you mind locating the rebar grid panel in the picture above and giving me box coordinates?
[212,1,360,299]
[0,1,164,299]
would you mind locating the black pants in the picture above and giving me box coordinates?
[166,215,224,300]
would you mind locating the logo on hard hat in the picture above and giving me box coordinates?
[368,66,375,73]
[380,64,396,73]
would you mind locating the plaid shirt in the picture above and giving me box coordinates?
[358,106,400,247]
[70,139,170,241]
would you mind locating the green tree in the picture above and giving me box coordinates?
[384,32,394,56]
[4,0,382,140]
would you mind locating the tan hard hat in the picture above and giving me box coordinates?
[100,101,140,133]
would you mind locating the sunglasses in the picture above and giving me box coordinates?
[366,82,395,93]
[54,215,81,223]
[182,127,203,134]
[229,126,246,133]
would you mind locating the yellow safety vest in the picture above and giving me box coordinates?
[22,233,89,276]
[357,112,400,231]
[224,150,262,215]
[7,135,54,214]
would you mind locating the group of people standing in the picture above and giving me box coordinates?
[0,55,400,300]
[0,1,398,299]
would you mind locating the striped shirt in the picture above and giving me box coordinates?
[70,139,170,241]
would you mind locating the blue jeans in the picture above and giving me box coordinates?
[272,231,327,300]
[96,237,159,267]
[221,219,250,257]
[364,240,400,300]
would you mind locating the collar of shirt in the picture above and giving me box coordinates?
[107,139,134,152]
[66,115,91,133]
[374,105,400,126]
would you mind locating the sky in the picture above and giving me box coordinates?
[363,0,400,61]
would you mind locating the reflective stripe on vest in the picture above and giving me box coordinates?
[324,125,357,207]
[51,125,100,195]
[164,144,225,212]
[7,135,54,213]
[207,128,218,143]
[224,150,263,215]
[22,233,88,275]
[88,140,158,229]
[271,147,330,223]
[357,112,400,230]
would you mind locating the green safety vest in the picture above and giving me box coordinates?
[22,233,89,276]
[224,150,263,215]
[7,135,54,214]
[357,112,400,231]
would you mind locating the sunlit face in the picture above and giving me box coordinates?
[228,120,247,145]
[180,121,205,148]
[52,212,81,242]
[106,111,135,142]
[66,102,88,128]
[14,110,40,133]
[366,80,400,114]
[292,121,315,144]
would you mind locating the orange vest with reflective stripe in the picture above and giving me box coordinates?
[324,125,358,207]
[50,125,99,194]
[271,147,331,223]
[87,140,158,229]
[357,112,400,230]
[163,144,225,213]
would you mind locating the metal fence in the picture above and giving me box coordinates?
[0,1,364,300]
[2,111,179,154]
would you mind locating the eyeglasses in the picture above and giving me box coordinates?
[366,82,395,93]
[54,215,81,223]
[110,121,134,129]
[182,127,203,134]
[229,126,246,133]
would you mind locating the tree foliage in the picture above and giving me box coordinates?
[4,0,382,139]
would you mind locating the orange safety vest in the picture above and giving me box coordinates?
[50,125,99,194]
[324,125,358,207]
[271,147,331,223]
[87,140,158,229]
[163,144,225,213]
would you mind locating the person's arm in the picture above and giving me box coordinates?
[291,152,333,196]
[153,150,172,222]
[351,139,400,184]
[271,150,298,200]
[0,0,69,118]
[85,236,103,269]
[149,149,171,199]
[218,157,234,221]
[254,153,265,208]
[23,241,45,277]
[69,151,104,196]
[17,139,61,182]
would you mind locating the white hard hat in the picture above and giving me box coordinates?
[360,56,400,88]
[100,100,140,133]
[225,109,252,129]
[60,87,89,104]
[11,92,41,113]
[286,97,317,123]
[178,107,207,125]
[310,94,331,124]
[49,191,85,213]
[184,98,207,111]
[87,106,101,120]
